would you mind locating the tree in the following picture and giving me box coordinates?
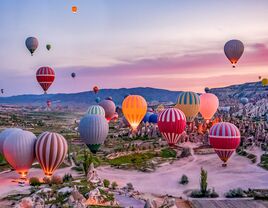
[200,167,208,194]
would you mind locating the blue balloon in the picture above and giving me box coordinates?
[142,112,153,123]
[149,114,158,124]
[240,97,248,105]
[95,97,101,103]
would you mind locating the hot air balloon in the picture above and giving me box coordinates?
[258,76,262,80]
[87,105,105,117]
[3,130,36,178]
[36,66,55,94]
[158,108,186,146]
[204,87,210,93]
[105,96,113,101]
[95,97,101,103]
[72,6,77,13]
[46,100,52,108]
[79,114,109,153]
[35,132,68,176]
[262,78,268,86]
[175,91,200,123]
[111,112,119,121]
[149,113,158,124]
[142,112,153,123]
[240,97,249,105]
[224,39,244,68]
[93,86,99,94]
[0,128,22,154]
[122,95,147,130]
[25,37,38,56]
[199,93,219,121]
[46,44,51,51]
[1,89,3,94]
[156,104,165,113]
[209,122,240,166]
[71,72,76,78]
[99,99,116,122]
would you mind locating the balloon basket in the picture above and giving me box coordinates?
[222,163,227,167]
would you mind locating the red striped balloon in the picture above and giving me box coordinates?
[36,67,55,93]
[158,108,186,146]
[209,122,240,166]
[35,132,68,176]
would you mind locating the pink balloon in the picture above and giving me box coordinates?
[200,93,219,120]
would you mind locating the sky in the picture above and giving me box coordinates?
[0,0,268,96]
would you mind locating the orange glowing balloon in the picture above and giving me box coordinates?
[122,95,147,130]
[199,93,219,121]
[72,6,77,13]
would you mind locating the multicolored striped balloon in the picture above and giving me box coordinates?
[175,91,200,123]
[79,114,109,153]
[35,132,68,176]
[122,95,147,130]
[3,130,37,178]
[87,105,105,117]
[158,108,186,146]
[36,66,55,94]
[209,122,240,166]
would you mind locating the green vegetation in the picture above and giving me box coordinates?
[108,152,156,170]
[63,173,73,182]
[103,179,110,188]
[160,148,177,158]
[190,167,219,198]
[259,154,268,170]
[29,177,42,187]
[236,147,257,163]
[111,181,118,190]
[225,188,248,198]
[179,174,189,185]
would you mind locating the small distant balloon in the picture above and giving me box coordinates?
[262,78,268,86]
[71,72,76,78]
[72,6,77,13]
[95,97,101,103]
[25,37,38,56]
[1,89,3,94]
[224,39,244,68]
[36,66,55,94]
[258,76,262,80]
[46,100,52,108]
[240,97,249,105]
[105,96,113,101]
[93,86,99,94]
[204,87,210,93]
[46,44,51,51]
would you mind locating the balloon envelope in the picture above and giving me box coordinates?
[209,122,240,165]
[93,86,99,94]
[3,130,36,178]
[79,115,109,153]
[72,6,77,13]
[240,97,249,105]
[122,95,147,130]
[35,132,68,176]
[199,93,219,120]
[36,67,55,93]
[87,105,105,117]
[175,91,200,123]
[204,87,210,93]
[149,113,158,124]
[25,37,38,56]
[224,39,244,68]
[99,99,116,122]
[142,112,153,123]
[46,44,51,51]
[262,78,268,86]
[0,128,22,154]
[158,108,186,146]
[71,72,76,78]
[95,97,101,103]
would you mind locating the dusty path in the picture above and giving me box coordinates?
[97,146,268,198]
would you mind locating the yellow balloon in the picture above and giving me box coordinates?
[175,91,200,123]
[262,78,268,86]
[122,95,147,130]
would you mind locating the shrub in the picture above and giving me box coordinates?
[160,148,177,158]
[225,188,247,198]
[179,174,189,185]
[29,177,41,186]
[103,179,110,188]
[43,176,51,184]
[63,173,73,182]
[51,175,63,185]
[190,190,204,198]
[181,148,191,158]
[211,188,219,198]
[111,181,118,190]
